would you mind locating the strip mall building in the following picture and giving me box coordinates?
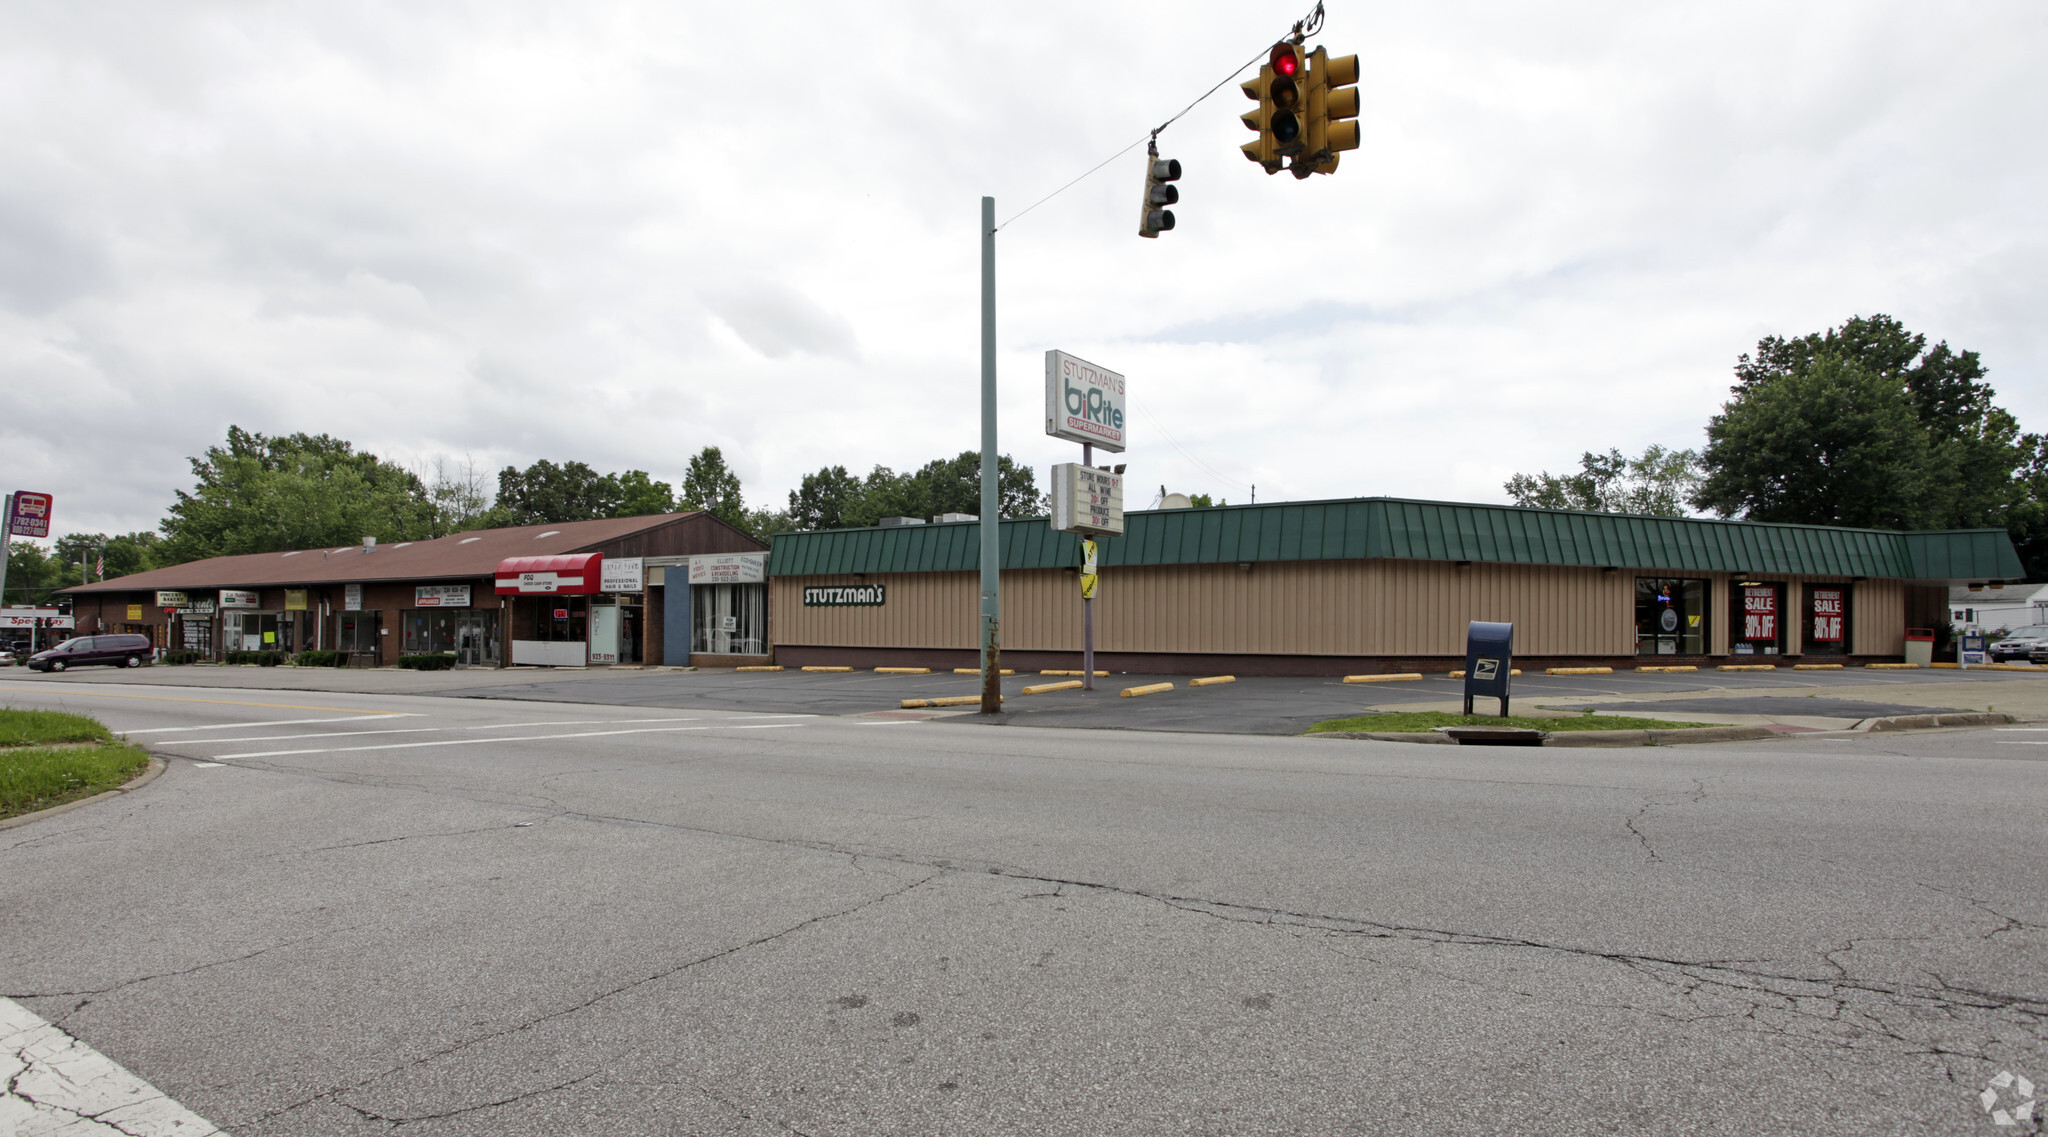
[765,497,2025,673]
[62,513,770,668]
[60,496,2025,674]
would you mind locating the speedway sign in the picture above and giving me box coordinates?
[1044,350,1126,453]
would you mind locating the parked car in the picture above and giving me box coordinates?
[0,647,15,667]
[25,633,155,672]
[2030,643,2048,667]
[1989,627,2048,662]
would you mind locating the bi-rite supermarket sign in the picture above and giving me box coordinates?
[1044,350,1126,452]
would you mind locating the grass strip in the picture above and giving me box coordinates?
[1308,711,1718,734]
[0,709,113,748]
[1,742,151,819]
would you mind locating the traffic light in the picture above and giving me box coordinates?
[1240,41,1305,174]
[1299,47,1361,177]
[1138,149,1181,238]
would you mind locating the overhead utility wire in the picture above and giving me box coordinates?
[993,2,1326,232]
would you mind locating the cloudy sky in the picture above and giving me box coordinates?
[3,0,2043,540]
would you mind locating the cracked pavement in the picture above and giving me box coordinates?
[0,682,2043,1134]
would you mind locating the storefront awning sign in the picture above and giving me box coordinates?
[415,584,472,608]
[220,589,260,609]
[154,591,190,608]
[601,557,644,593]
[496,553,603,595]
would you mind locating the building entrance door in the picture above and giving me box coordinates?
[455,611,498,666]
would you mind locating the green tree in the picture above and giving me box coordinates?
[424,456,493,536]
[1694,353,1943,527]
[612,470,676,517]
[3,541,65,606]
[1505,445,1701,516]
[680,446,746,529]
[2008,434,2048,580]
[158,427,435,563]
[487,460,623,526]
[1710,315,2025,529]
[787,465,866,531]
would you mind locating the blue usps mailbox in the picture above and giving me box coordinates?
[1463,621,1514,717]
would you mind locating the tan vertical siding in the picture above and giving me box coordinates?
[770,573,978,649]
[1853,578,1905,655]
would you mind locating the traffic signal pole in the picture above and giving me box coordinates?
[979,196,1002,714]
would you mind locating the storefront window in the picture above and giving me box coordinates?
[338,611,382,660]
[534,597,588,643]
[224,611,292,653]
[1731,582,1786,655]
[693,583,766,655]
[1806,585,1850,655]
[1635,578,1708,655]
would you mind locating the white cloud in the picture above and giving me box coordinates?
[0,0,2041,538]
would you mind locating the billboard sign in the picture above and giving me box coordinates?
[600,557,645,593]
[414,585,472,608]
[689,553,766,585]
[1044,351,1126,452]
[1050,463,1124,536]
[7,491,53,538]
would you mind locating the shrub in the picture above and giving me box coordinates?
[161,650,204,665]
[397,653,458,671]
[292,650,349,668]
[225,650,285,666]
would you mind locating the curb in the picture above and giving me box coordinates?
[1860,711,2015,731]
[0,753,166,832]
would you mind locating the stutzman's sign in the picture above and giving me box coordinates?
[1044,350,1126,452]
[803,585,886,607]
[415,585,472,608]
[7,491,53,538]
[601,557,645,593]
[220,589,260,609]
[689,553,766,585]
[1050,463,1124,536]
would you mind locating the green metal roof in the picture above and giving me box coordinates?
[768,497,2024,581]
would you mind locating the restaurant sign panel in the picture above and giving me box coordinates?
[415,585,472,608]
[220,589,261,609]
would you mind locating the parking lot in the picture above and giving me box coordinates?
[437,663,2044,734]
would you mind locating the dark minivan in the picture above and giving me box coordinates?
[27,634,155,672]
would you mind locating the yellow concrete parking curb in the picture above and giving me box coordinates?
[952,668,1016,675]
[735,665,784,672]
[1121,682,1175,698]
[1021,680,1083,695]
[901,695,988,708]
[1716,664,1778,671]
[875,667,931,674]
[801,666,854,672]
[1635,665,1696,673]
[1448,669,1521,678]
[1342,673,1423,683]
[1190,675,1236,686]
[1791,663,1843,670]
[1545,667,1613,675]
[1864,663,1920,669]
[1041,670,1108,677]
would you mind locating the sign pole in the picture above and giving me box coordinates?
[0,493,13,610]
[978,197,1002,714]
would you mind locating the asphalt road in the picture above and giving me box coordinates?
[1,679,2044,1135]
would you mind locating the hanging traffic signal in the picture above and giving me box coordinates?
[1240,41,1304,175]
[1299,47,1361,177]
[1139,148,1181,238]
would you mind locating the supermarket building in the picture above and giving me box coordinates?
[765,497,2025,674]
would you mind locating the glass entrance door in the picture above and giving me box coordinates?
[455,612,498,666]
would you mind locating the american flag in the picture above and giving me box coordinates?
[95,550,103,581]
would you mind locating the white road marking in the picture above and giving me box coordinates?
[120,715,421,734]
[212,722,821,759]
[1996,741,2048,746]
[0,995,224,1135]
[168,719,710,744]
[191,762,224,768]
[855,721,923,726]
[1993,727,2048,732]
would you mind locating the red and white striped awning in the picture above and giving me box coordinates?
[494,553,603,595]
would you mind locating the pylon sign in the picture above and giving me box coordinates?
[1044,350,1126,452]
